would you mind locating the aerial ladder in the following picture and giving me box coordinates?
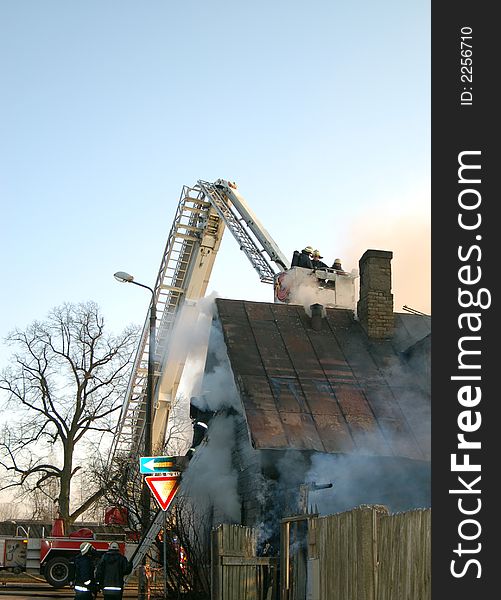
[108,179,289,568]
[109,179,289,466]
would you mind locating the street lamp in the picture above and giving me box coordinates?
[114,271,156,600]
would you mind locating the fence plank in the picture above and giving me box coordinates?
[315,505,429,600]
[377,509,431,600]
[212,523,276,600]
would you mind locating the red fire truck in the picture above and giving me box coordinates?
[1,510,136,588]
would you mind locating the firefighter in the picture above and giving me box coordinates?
[332,258,348,274]
[95,542,133,600]
[71,542,98,600]
[311,250,328,270]
[298,246,314,268]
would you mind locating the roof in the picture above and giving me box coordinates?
[215,299,430,461]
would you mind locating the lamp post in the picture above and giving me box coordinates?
[114,271,156,600]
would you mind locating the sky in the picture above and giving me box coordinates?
[0,0,430,369]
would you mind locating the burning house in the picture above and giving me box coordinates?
[182,249,431,550]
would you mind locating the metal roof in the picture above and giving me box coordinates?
[215,299,430,461]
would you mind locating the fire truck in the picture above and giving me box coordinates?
[0,510,134,588]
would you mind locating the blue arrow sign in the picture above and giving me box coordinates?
[140,456,177,474]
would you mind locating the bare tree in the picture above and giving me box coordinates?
[149,501,211,599]
[0,501,21,521]
[0,301,139,530]
[29,478,59,521]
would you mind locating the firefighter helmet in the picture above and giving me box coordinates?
[80,542,92,555]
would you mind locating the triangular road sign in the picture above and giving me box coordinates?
[145,475,180,511]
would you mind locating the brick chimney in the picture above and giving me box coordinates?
[357,249,394,339]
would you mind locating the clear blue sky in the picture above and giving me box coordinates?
[0,0,430,366]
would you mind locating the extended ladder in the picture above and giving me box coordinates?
[108,184,223,464]
[126,508,169,580]
[197,180,289,282]
[109,180,289,470]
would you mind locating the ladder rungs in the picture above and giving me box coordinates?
[173,233,198,242]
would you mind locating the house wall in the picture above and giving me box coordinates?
[233,411,265,529]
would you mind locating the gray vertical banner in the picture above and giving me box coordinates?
[432,2,497,596]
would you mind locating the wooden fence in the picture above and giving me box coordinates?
[376,509,431,600]
[212,506,430,600]
[311,505,430,600]
[211,523,278,600]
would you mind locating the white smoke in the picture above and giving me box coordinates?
[169,291,221,401]
[192,319,242,413]
[172,308,245,522]
[181,414,241,523]
[163,292,222,453]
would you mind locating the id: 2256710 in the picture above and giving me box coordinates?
[460,26,473,106]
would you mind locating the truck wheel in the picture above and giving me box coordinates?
[44,556,71,588]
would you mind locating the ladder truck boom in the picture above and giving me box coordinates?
[109,179,288,472]
[199,179,290,274]
[109,184,223,465]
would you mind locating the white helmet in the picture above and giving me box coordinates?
[80,542,92,555]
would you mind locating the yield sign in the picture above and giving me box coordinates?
[145,475,180,511]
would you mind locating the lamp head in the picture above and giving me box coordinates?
[114,271,134,283]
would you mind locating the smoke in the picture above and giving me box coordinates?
[172,307,245,523]
[304,452,430,515]
[181,414,241,523]
[249,450,312,550]
[192,319,242,413]
[286,271,335,315]
[162,292,223,452]
[250,448,429,529]
[342,201,431,314]
[379,353,431,459]
[167,291,221,400]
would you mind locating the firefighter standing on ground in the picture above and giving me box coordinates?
[95,542,133,600]
[71,542,98,600]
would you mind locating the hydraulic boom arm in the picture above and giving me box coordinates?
[109,179,288,467]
